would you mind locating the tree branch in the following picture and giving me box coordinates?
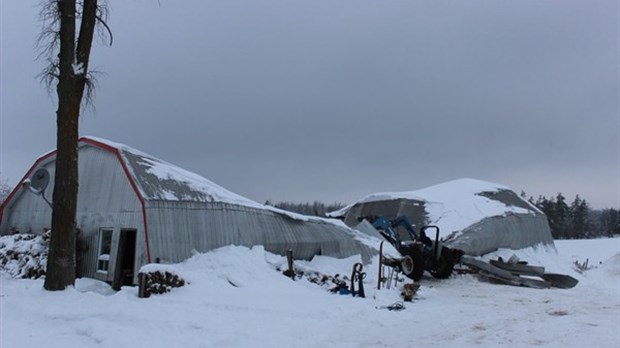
[95,14,113,46]
[75,0,98,75]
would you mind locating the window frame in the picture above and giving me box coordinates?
[97,228,113,273]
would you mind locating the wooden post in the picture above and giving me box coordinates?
[377,241,384,290]
[138,272,149,298]
[283,249,295,279]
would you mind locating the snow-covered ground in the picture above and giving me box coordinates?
[1,238,619,348]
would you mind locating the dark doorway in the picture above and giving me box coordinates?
[112,229,137,290]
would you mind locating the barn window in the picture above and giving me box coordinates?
[97,228,113,272]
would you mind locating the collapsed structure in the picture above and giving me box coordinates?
[0,137,373,289]
[0,135,558,289]
[329,178,555,256]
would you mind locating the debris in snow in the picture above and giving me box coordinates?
[274,257,356,295]
[0,231,49,279]
[310,272,351,294]
[277,265,350,294]
[400,282,421,301]
[461,255,579,289]
[376,301,406,311]
[573,258,591,273]
[138,264,186,298]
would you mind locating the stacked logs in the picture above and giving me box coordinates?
[0,231,50,279]
[138,270,185,298]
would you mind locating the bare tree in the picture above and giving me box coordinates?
[38,0,111,290]
[0,174,12,205]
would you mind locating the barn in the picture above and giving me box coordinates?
[0,137,373,289]
[329,178,555,256]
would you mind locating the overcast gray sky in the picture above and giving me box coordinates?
[1,0,619,209]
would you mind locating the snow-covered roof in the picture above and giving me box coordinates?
[80,136,338,224]
[85,136,261,206]
[330,178,543,234]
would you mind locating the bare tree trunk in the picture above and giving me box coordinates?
[44,0,99,291]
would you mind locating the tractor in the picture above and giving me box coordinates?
[361,215,462,281]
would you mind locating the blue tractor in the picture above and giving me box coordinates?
[362,215,461,281]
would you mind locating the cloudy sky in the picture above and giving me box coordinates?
[1,0,618,209]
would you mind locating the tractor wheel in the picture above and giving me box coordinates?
[400,248,425,281]
[430,247,457,279]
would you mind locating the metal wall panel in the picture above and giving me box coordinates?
[3,141,374,285]
[2,145,146,283]
[145,201,374,265]
[75,146,145,280]
[2,161,56,235]
[343,198,555,256]
[344,199,430,242]
[446,214,556,256]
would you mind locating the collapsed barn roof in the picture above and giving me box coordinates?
[330,178,555,256]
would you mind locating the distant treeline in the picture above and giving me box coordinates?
[267,193,620,240]
[523,192,619,239]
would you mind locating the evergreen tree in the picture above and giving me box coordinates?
[553,193,570,238]
[569,195,591,238]
[534,195,556,236]
[526,190,618,239]
[599,209,620,236]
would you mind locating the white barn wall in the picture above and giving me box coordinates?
[74,145,146,282]
[2,137,376,287]
[1,160,56,234]
[0,144,147,284]
[146,201,373,264]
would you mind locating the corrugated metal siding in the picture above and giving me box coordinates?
[75,146,145,280]
[4,141,375,284]
[343,198,555,256]
[446,214,556,256]
[145,201,374,264]
[2,161,56,235]
[4,145,146,282]
[344,199,429,241]
[76,227,99,278]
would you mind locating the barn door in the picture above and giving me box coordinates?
[112,229,137,290]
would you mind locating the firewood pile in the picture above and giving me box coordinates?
[0,231,50,279]
[138,269,185,298]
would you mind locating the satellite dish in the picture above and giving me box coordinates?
[28,168,50,195]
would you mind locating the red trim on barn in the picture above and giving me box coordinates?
[0,150,57,228]
[79,137,152,263]
[0,138,152,263]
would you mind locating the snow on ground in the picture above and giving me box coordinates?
[1,238,619,348]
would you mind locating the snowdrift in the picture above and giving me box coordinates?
[2,238,618,348]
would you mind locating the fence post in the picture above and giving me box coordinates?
[138,272,149,298]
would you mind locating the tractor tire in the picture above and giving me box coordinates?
[430,247,457,279]
[400,248,425,281]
